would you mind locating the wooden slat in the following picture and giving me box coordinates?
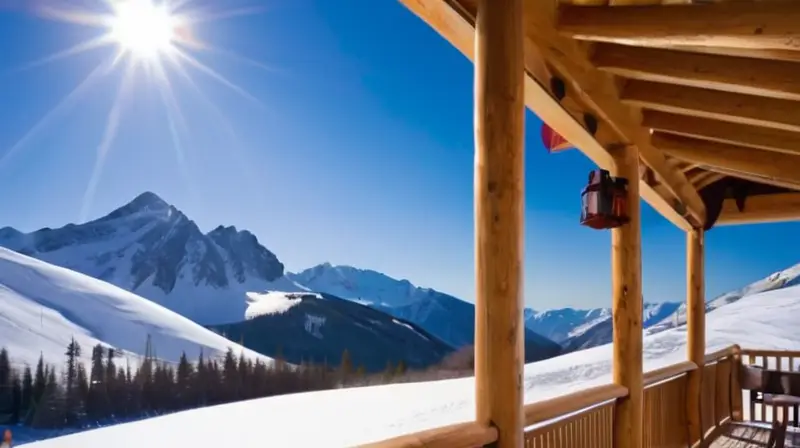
[592,43,800,101]
[524,402,615,448]
[651,133,800,186]
[717,193,800,226]
[557,1,800,52]
[642,111,800,157]
[623,80,800,133]
[473,1,525,447]
[643,375,689,447]
[524,383,628,427]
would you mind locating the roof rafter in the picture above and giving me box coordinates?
[652,132,800,187]
[642,111,800,156]
[398,0,704,229]
[718,193,800,226]
[622,80,800,133]
[592,43,800,101]
[557,1,800,51]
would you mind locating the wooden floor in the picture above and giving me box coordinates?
[711,423,799,447]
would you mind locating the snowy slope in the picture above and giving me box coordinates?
[28,277,800,447]
[0,247,269,369]
[562,301,682,351]
[291,263,562,360]
[210,291,455,372]
[648,262,800,335]
[0,192,308,325]
[287,263,435,307]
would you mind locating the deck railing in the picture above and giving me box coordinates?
[740,348,800,427]
[363,345,745,448]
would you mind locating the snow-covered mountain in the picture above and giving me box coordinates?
[0,247,268,369]
[289,263,562,361]
[0,192,307,325]
[561,301,683,352]
[27,277,800,448]
[647,262,800,335]
[524,307,610,343]
[209,291,454,372]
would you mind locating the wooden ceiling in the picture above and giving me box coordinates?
[399,0,800,229]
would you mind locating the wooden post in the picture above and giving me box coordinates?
[473,0,525,446]
[686,229,706,443]
[611,146,643,448]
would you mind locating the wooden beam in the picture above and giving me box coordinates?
[717,193,800,226]
[592,43,800,101]
[397,0,700,229]
[703,166,800,192]
[522,7,707,227]
[651,132,800,186]
[473,0,524,447]
[685,229,705,445]
[623,80,800,133]
[611,145,643,448]
[694,172,725,191]
[557,2,800,51]
[643,111,800,156]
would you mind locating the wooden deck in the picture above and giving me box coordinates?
[712,423,800,448]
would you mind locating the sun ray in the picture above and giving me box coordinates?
[35,4,111,28]
[0,60,112,171]
[183,5,267,25]
[80,62,135,222]
[8,35,114,75]
[171,48,262,106]
[208,47,289,76]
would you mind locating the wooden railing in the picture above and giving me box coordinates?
[363,345,744,448]
[740,348,800,427]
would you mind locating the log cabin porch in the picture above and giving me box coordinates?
[362,0,800,447]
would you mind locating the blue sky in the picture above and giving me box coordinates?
[1,0,799,310]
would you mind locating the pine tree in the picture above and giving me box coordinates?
[10,372,22,424]
[33,354,46,406]
[21,365,33,418]
[64,337,82,424]
[87,344,106,420]
[223,348,239,401]
[0,348,10,414]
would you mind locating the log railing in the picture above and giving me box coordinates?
[363,345,744,448]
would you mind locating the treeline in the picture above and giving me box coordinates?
[0,339,475,431]
[0,339,416,430]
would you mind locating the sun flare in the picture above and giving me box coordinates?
[109,0,178,59]
[5,1,274,222]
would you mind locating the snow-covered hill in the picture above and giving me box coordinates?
[561,301,682,351]
[289,263,562,360]
[25,279,800,448]
[209,291,455,372]
[0,192,307,325]
[647,262,800,335]
[0,247,268,369]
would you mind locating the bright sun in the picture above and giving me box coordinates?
[109,0,178,59]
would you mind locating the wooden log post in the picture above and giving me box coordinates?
[686,229,706,443]
[473,0,525,446]
[611,146,644,448]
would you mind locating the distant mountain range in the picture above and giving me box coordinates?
[0,192,560,368]
[5,191,794,366]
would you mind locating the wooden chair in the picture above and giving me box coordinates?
[740,365,800,448]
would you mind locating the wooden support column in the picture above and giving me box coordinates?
[473,0,525,446]
[686,229,706,444]
[611,146,643,448]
